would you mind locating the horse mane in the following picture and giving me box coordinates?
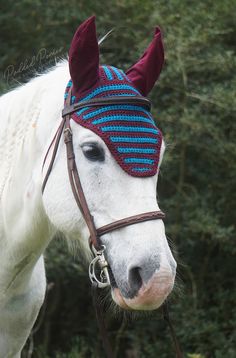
[0,60,69,198]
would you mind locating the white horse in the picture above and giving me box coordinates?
[0,17,176,357]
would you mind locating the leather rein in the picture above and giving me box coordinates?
[41,90,182,358]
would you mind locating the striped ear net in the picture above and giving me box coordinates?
[65,16,164,177]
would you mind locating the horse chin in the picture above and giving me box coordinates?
[111,289,131,310]
[111,287,169,311]
[111,272,175,311]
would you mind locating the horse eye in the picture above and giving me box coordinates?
[81,143,105,162]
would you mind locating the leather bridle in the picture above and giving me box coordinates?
[42,90,182,358]
[42,90,165,283]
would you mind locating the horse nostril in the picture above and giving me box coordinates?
[128,266,143,297]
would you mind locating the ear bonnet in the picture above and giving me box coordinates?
[65,16,164,177]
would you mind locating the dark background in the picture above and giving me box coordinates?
[0,0,235,357]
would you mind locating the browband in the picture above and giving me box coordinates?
[62,96,151,117]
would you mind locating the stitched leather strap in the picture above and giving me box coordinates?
[62,96,151,117]
[97,211,165,237]
[64,116,99,247]
[42,117,66,193]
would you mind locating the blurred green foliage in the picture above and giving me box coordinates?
[1,0,235,357]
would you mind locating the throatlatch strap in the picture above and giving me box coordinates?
[42,117,66,193]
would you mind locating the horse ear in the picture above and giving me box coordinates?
[126,27,164,96]
[69,16,99,96]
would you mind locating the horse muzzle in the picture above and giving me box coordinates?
[111,269,175,310]
[89,244,176,310]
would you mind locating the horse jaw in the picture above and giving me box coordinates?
[42,123,176,310]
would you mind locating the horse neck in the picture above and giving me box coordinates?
[0,61,69,250]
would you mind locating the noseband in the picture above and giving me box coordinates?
[42,90,165,287]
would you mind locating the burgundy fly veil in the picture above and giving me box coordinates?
[65,16,164,177]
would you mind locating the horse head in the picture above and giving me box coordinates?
[42,16,176,311]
